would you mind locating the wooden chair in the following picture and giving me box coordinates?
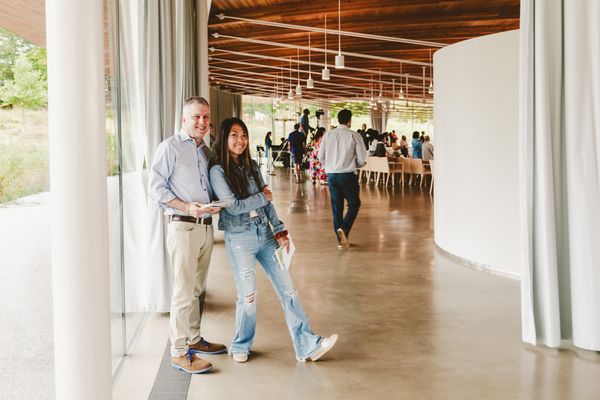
[409,158,423,186]
[357,157,372,183]
[421,160,432,188]
[369,157,391,186]
[388,159,405,187]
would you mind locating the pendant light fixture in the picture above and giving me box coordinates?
[334,0,345,68]
[377,69,383,103]
[421,66,426,103]
[399,63,405,99]
[404,72,409,105]
[322,14,330,80]
[306,33,314,89]
[274,71,279,109]
[391,79,396,110]
[288,57,294,100]
[428,49,434,94]
[295,49,302,96]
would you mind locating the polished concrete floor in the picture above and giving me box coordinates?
[113,170,600,400]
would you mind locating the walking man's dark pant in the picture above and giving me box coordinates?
[327,172,361,242]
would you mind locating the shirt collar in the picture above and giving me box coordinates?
[177,129,194,142]
[177,129,206,149]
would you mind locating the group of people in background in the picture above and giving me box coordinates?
[357,124,434,161]
[264,111,434,188]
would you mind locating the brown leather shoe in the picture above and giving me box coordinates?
[171,354,212,374]
[189,338,227,355]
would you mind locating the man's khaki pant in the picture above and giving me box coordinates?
[166,221,214,357]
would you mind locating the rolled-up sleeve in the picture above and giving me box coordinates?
[148,142,177,208]
[209,165,268,215]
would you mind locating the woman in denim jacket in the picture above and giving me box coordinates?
[209,117,338,363]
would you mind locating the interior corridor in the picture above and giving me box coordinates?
[114,170,600,400]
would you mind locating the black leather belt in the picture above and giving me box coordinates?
[169,215,212,225]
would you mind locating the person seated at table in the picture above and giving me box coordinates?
[373,134,387,157]
[368,131,380,155]
[399,135,409,158]
[389,137,402,158]
[422,135,434,161]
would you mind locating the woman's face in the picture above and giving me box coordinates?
[228,123,248,159]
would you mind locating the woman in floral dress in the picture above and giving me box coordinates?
[309,127,327,184]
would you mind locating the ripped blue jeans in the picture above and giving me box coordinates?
[224,219,321,359]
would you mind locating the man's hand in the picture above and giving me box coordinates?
[188,202,220,217]
[277,235,290,252]
[262,186,273,202]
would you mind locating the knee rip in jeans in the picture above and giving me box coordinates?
[284,288,297,298]
[245,291,256,304]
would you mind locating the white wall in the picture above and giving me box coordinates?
[434,30,521,278]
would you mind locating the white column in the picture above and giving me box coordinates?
[46,1,112,399]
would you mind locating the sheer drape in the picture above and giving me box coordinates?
[114,0,213,312]
[520,0,600,350]
[210,87,242,129]
[369,110,388,132]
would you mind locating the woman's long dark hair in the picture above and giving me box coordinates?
[211,117,262,198]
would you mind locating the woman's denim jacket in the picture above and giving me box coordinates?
[209,160,285,235]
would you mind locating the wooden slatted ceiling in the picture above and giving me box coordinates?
[209,0,520,102]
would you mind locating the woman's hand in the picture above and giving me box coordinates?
[277,235,290,252]
[262,186,273,202]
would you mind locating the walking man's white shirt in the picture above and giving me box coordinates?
[318,124,367,173]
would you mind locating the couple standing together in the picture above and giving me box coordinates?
[149,97,363,374]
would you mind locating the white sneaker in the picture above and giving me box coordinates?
[232,353,248,363]
[309,334,339,361]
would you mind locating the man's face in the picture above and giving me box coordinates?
[181,103,210,141]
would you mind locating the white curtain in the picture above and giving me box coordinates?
[520,0,600,350]
[112,0,213,312]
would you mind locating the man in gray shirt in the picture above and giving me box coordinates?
[148,96,226,374]
[318,109,367,249]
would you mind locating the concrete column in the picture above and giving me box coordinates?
[46,1,112,399]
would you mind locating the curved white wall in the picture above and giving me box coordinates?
[434,30,521,277]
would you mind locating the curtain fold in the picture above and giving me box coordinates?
[520,0,600,351]
[210,87,242,129]
[144,0,177,312]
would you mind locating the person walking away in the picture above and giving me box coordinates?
[287,123,306,183]
[148,96,227,374]
[318,109,367,249]
[209,117,338,363]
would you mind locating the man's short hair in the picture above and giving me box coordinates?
[424,135,430,142]
[294,123,300,130]
[338,109,352,124]
[183,96,209,111]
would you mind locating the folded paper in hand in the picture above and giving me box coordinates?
[200,200,228,209]
[275,235,295,270]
